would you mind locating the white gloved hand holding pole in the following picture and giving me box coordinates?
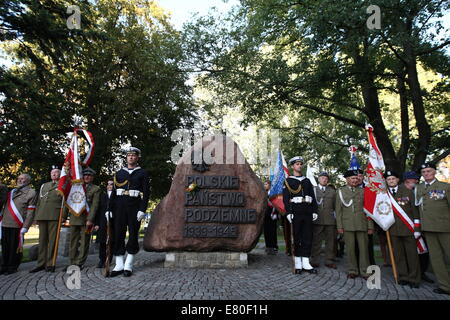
[287,214,293,224]
[105,211,112,221]
[137,211,146,222]
[312,213,318,221]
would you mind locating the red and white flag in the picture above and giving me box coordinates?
[363,125,427,253]
[58,129,95,216]
[363,124,396,231]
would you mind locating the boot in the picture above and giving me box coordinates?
[294,257,302,274]
[302,257,317,274]
[109,255,124,277]
[123,254,135,277]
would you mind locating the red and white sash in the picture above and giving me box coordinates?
[389,192,428,254]
[7,189,25,250]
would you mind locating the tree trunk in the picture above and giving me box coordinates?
[396,70,410,173]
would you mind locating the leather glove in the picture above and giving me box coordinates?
[414,232,421,239]
[287,214,293,224]
[105,211,112,221]
[20,227,28,234]
[312,213,318,221]
[137,211,146,222]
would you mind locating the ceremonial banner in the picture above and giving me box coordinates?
[58,129,95,216]
[363,125,395,231]
[268,151,289,214]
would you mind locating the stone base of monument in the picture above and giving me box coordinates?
[164,252,248,268]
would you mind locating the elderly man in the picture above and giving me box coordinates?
[65,167,100,269]
[415,163,450,295]
[336,169,374,279]
[0,174,37,274]
[30,167,63,273]
[107,147,150,277]
[386,170,421,288]
[403,170,434,284]
[311,172,337,269]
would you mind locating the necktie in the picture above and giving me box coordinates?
[392,189,396,197]
[351,187,355,192]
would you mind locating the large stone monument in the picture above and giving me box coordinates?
[143,135,266,268]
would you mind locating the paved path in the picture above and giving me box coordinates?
[0,245,449,300]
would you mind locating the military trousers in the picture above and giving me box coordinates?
[69,225,91,266]
[1,227,22,272]
[292,213,313,257]
[391,235,421,284]
[424,232,450,292]
[281,216,292,255]
[343,231,370,276]
[311,224,336,265]
[37,220,59,268]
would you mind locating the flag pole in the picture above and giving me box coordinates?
[51,195,65,267]
[290,222,296,274]
[385,230,398,284]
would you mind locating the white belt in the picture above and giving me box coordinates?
[290,196,313,204]
[116,189,142,198]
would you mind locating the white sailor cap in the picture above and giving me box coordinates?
[126,147,141,156]
[289,156,304,165]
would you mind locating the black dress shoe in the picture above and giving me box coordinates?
[123,270,132,277]
[46,266,55,273]
[433,288,450,295]
[409,283,420,289]
[398,280,409,286]
[109,270,124,277]
[304,268,318,274]
[6,269,17,275]
[0,269,7,275]
[422,273,434,283]
[29,266,46,273]
[97,262,105,268]
[294,269,302,274]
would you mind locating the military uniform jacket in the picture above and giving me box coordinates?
[34,181,63,221]
[109,167,151,213]
[68,183,100,226]
[336,186,374,232]
[282,176,318,216]
[389,184,419,236]
[415,179,450,233]
[314,185,336,225]
[0,185,37,229]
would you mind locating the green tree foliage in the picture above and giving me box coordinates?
[183,0,449,174]
[0,0,197,197]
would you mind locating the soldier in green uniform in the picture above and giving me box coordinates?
[311,172,337,269]
[385,171,421,288]
[30,167,63,273]
[65,167,100,269]
[415,163,450,295]
[1,174,37,274]
[336,169,374,279]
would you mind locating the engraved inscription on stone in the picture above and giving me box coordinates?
[186,175,240,189]
[185,190,245,207]
[183,225,238,238]
[185,208,257,224]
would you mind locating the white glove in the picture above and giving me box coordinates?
[137,211,146,222]
[287,214,293,224]
[270,213,277,220]
[312,213,318,221]
[414,232,421,239]
[105,211,112,221]
[20,227,28,234]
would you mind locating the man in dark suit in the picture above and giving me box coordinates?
[95,179,114,268]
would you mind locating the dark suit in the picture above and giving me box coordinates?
[95,191,114,264]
